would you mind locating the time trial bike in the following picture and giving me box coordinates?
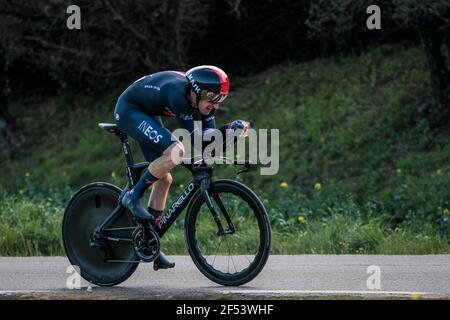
[62,123,271,286]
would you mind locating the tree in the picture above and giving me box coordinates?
[391,0,450,129]
[0,30,15,150]
[305,0,450,129]
[0,0,210,94]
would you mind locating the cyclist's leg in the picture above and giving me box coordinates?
[117,105,177,268]
[137,119,176,270]
[137,117,173,215]
[115,99,184,220]
[115,100,167,219]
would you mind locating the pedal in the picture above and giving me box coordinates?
[153,252,175,271]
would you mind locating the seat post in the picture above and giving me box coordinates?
[116,131,137,187]
[117,132,134,166]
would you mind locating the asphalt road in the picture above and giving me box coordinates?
[0,255,449,299]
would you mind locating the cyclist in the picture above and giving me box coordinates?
[114,66,250,268]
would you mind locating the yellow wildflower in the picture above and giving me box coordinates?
[411,292,422,300]
[111,171,116,178]
[314,182,321,190]
[297,216,305,223]
[280,181,288,188]
[443,208,450,215]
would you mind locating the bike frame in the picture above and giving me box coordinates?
[96,176,198,242]
[93,128,239,253]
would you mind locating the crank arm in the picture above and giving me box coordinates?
[103,236,133,244]
[105,259,141,263]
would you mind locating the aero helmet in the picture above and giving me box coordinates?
[185,65,230,105]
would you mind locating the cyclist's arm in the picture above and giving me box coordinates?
[168,91,203,144]
[168,91,249,150]
[201,110,216,130]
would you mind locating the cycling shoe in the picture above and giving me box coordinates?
[154,251,175,270]
[121,191,155,222]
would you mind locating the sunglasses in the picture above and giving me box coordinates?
[208,93,228,103]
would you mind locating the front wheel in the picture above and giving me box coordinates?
[185,179,271,286]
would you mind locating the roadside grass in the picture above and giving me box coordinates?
[271,216,448,255]
[0,188,66,256]
[1,182,447,256]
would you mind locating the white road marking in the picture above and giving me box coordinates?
[0,290,53,294]
[0,289,429,295]
[0,289,440,299]
[219,289,430,296]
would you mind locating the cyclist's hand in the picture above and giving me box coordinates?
[227,120,251,138]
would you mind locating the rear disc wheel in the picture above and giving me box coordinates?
[62,183,138,286]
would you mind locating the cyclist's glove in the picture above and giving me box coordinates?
[227,120,246,131]
[218,120,249,136]
[199,120,251,157]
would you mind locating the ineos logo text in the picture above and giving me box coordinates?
[138,121,163,144]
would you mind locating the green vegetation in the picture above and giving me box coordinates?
[0,44,449,255]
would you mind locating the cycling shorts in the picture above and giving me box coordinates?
[114,96,176,162]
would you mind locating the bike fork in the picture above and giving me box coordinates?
[200,179,235,236]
